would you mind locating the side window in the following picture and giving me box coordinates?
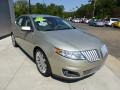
[16,16,26,27]
[16,16,33,30]
[23,17,33,28]
[26,17,33,27]
[16,17,24,26]
[21,17,26,26]
[18,18,23,26]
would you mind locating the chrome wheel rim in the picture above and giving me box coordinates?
[11,35,15,46]
[36,51,47,74]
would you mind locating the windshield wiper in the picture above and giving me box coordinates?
[44,27,75,31]
[57,28,74,30]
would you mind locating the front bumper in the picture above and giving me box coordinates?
[50,53,107,79]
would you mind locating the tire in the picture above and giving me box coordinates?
[111,24,114,28]
[93,23,97,27]
[11,34,18,47]
[35,49,51,77]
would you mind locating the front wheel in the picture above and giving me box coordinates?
[35,49,51,77]
[11,34,18,47]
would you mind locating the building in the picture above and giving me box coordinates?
[0,0,15,38]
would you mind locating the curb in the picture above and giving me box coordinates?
[105,55,120,78]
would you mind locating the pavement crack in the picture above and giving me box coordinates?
[68,83,71,90]
[105,64,120,79]
[3,60,25,90]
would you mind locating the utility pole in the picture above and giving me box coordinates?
[93,0,96,18]
[42,0,47,13]
[28,0,31,14]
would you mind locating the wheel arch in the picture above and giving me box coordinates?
[33,46,46,59]
[33,46,52,76]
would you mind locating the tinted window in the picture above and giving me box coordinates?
[21,17,27,26]
[16,16,33,29]
[16,17,24,26]
[111,19,119,21]
[18,16,33,28]
[25,17,33,27]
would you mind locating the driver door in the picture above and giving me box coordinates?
[20,16,35,56]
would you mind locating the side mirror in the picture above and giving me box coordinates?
[21,26,32,31]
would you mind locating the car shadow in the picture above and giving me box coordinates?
[51,74,94,83]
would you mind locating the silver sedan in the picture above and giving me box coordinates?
[11,14,108,79]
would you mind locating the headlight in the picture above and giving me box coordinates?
[101,45,108,57]
[55,48,85,60]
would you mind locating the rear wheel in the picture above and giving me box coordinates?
[35,49,51,77]
[11,34,18,47]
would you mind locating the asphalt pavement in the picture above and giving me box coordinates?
[0,37,120,90]
[73,23,120,60]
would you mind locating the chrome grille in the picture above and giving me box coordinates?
[81,49,100,62]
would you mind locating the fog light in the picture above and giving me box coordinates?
[62,69,80,77]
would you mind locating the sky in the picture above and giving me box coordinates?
[30,0,89,11]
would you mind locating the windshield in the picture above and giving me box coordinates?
[33,16,74,31]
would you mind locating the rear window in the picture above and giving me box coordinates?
[111,19,119,21]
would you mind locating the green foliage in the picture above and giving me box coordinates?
[75,4,93,18]
[31,3,47,14]
[64,12,74,18]
[76,0,120,18]
[14,0,65,18]
[46,3,64,17]
[14,0,29,17]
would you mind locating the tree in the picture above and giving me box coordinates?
[76,0,119,18]
[32,3,47,14]
[47,4,64,17]
[75,4,93,18]
[14,0,29,17]
[14,1,65,18]
[88,0,95,4]
[95,0,116,18]
[116,0,120,6]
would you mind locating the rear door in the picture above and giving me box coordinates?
[14,16,25,46]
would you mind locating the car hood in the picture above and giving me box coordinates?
[45,29,103,51]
